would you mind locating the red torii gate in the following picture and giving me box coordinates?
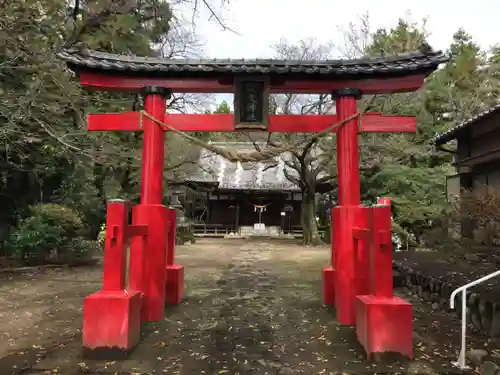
[58,48,447,359]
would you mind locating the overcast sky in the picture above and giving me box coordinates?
[181,0,499,59]
[175,1,499,108]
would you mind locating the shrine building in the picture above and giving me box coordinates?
[181,141,333,236]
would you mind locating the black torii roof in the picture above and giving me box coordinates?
[57,47,448,81]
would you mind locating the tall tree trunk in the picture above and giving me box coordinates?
[301,189,322,246]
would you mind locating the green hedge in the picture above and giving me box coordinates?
[6,203,96,265]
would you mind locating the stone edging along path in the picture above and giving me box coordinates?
[392,261,500,339]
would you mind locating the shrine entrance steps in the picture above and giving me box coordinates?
[13,239,481,374]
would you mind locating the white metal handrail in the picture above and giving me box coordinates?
[449,269,500,369]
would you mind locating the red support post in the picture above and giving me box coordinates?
[372,205,393,298]
[165,208,184,305]
[355,205,413,359]
[331,209,338,267]
[132,204,169,322]
[141,87,168,205]
[128,205,148,294]
[132,86,171,322]
[82,200,142,359]
[322,207,339,305]
[102,200,129,291]
[335,89,362,206]
[327,88,363,326]
[132,87,184,320]
[166,209,176,266]
[332,205,357,324]
[353,207,371,297]
[323,205,370,307]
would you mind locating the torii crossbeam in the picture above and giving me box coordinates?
[57,47,447,360]
[88,112,416,133]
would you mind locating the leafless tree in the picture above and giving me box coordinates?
[257,38,339,245]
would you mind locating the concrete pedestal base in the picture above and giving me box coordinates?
[355,295,413,359]
[166,264,184,305]
[82,290,142,359]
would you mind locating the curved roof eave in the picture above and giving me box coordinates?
[57,47,449,80]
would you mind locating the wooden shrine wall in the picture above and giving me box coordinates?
[206,192,302,227]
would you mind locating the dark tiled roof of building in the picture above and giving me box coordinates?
[185,142,329,192]
[433,103,500,145]
[57,47,449,80]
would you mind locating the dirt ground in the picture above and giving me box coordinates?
[0,239,490,374]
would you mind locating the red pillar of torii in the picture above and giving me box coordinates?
[82,86,185,359]
[58,47,446,360]
[322,88,412,358]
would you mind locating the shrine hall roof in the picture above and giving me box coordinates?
[185,142,331,193]
[433,103,500,145]
[58,47,448,80]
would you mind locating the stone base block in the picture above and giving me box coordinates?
[166,264,184,305]
[82,290,142,359]
[356,295,413,359]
